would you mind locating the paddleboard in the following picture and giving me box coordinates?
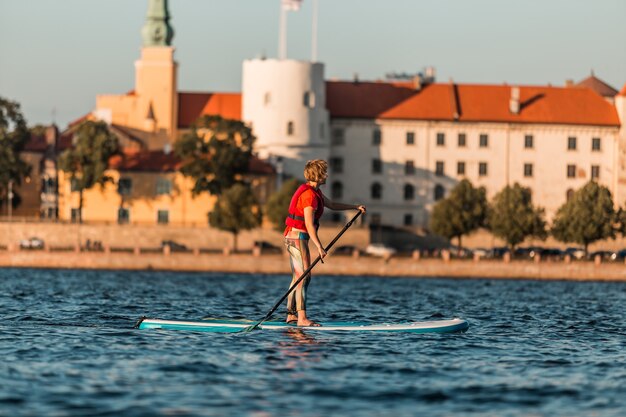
[135,317,469,333]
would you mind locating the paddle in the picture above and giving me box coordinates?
[243,210,363,332]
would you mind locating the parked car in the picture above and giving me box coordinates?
[610,249,626,261]
[253,240,282,254]
[488,246,510,258]
[448,245,472,258]
[587,250,614,261]
[471,247,489,258]
[365,243,397,257]
[564,247,585,260]
[332,245,360,255]
[19,237,45,250]
[161,240,188,252]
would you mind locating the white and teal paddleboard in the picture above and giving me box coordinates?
[135,317,469,333]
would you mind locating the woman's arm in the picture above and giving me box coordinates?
[323,195,366,212]
[304,206,326,260]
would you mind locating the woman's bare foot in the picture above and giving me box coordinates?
[286,314,298,324]
[297,319,321,327]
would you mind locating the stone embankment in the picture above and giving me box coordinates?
[1,247,625,281]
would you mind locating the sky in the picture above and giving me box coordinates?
[1,0,625,129]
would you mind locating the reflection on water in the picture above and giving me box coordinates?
[1,268,625,417]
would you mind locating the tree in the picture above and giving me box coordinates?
[429,179,488,247]
[209,183,262,251]
[551,181,616,254]
[0,97,32,211]
[487,183,547,250]
[175,115,255,196]
[58,120,120,223]
[264,178,300,231]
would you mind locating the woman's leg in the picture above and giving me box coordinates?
[284,236,316,325]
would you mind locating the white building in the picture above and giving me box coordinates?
[242,62,626,228]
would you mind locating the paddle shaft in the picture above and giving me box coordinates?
[245,210,363,331]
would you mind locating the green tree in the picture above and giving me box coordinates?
[58,120,120,223]
[616,206,626,237]
[209,183,262,251]
[429,179,488,247]
[487,183,547,250]
[551,181,616,254]
[175,115,255,196]
[264,178,300,231]
[0,97,32,211]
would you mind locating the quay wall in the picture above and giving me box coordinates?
[1,250,625,282]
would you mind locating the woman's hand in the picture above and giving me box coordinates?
[356,205,366,213]
[316,243,327,260]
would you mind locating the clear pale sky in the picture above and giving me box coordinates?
[1,0,624,129]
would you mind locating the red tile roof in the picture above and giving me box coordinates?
[326,81,620,127]
[576,75,618,97]
[23,134,48,153]
[178,92,242,128]
[108,150,274,175]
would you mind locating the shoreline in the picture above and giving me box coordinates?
[1,251,625,282]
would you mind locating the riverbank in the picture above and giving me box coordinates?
[1,250,625,281]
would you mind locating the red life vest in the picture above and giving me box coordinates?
[285,184,324,230]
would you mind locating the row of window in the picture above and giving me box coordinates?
[331,128,603,151]
[70,208,171,225]
[70,178,173,196]
[331,157,601,179]
[263,91,316,108]
[330,181,446,202]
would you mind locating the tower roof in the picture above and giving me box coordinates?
[141,0,174,47]
[576,73,618,98]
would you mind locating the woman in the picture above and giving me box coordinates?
[284,159,366,327]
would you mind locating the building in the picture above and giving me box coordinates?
[68,0,626,228]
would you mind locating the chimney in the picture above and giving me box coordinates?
[509,87,520,115]
[353,73,359,84]
[412,75,422,91]
[565,79,574,87]
[45,124,59,147]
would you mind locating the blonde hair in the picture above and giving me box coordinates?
[304,159,328,182]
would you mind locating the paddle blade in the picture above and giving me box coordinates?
[243,323,260,333]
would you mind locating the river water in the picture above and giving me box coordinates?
[1,268,625,417]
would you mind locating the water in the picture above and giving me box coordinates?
[1,268,625,417]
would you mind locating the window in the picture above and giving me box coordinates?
[331,181,343,199]
[567,136,577,150]
[370,213,381,225]
[458,133,466,147]
[404,184,414,200]
[71,208,81,223]
[371,183,382,200]
[156,178,172,195]
[406,132,415,145]
[264,92,271,106]
[70,178,80,192]
[287,121,294,136]
[330,157,343,173]
[372,158,382,174]
[524,135,534,149]
[479,134,489,148]
[405,160,415,175]
[435,161,444,176]
[592,137,601,151]
[118,208,130,225]
[303,91,315,108]
[479,162,488,176]
[372,129,382,145]
[591,165,600,180]
[157,210,169,225]
[524,163,533,177]
[566,188,574,201]
[118,178,132,196]
[404,214,413,226]
[332,128,345,145]
[436,132,445,146]
[457,161,466,175]
[567,164,576,178]
[434,184,445,201]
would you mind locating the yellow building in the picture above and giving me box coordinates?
[56,0,273,225]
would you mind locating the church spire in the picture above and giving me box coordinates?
[141,0,174,47]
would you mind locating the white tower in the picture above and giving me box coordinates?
[242,58,330,179]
